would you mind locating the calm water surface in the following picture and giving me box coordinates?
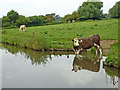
[1,45,119,88]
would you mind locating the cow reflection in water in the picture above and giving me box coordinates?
[72,55,101,72]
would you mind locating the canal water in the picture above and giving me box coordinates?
[1,45,119,88]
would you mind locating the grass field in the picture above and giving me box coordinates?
[1,19,118,50]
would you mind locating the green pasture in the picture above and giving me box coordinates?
[1,19,118,50]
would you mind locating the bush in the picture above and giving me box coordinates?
[105,42,119,68]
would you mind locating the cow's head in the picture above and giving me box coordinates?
[72,38,83,47]
[72,38,79,46]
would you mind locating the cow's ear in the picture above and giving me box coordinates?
[79,39,83,43]
[72,39,74,42]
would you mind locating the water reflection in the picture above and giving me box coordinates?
[1,44,51,66]
[1,44,119,88]
[103,65,120,86]
[1,44,73,66]
[72,55,101,72]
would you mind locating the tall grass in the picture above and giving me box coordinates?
[1,30,47,50]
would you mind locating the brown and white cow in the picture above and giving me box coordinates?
[19,25,26,31]
[72,34,102,58]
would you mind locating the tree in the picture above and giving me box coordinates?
[45,13,55,22]
[7,10,19,23]
[63,11,79,22]
[2,16,11,27]
[63,14,72,22]
[28,16,44,26]
[55,15,61,21]
[109,1,120,18]
[45,13,55,17]
[71,11,80,21]
[16,15,30,27]
[77,0,103,20]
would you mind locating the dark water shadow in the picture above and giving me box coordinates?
[72,54,101,72]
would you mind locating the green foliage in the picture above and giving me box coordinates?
[109,1,120,18]
[7,10,19,23]
[1,29,47,50]
[2,11,62,28]
[55,15,62,21]
[46,16,55,22]
[2,10,19,28]
[63,11,80,22]
[16,15,30,27]
[105,42,119,68]
[2,1,105,28]
[62,0,103,21]
[45,13,55,17]
[0,18,2,28]
[63,14,72,22]
[77,1,103,20]
[2,16,11,27]
[28,16,43,26]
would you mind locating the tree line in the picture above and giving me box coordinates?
[2,0,120,28]
[2,11,63,28]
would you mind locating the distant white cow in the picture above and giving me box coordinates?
[72,20,75,23]
[19,25,26,31]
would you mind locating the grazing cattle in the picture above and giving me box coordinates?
[72,55,100,72]
[72,34,102,58]
[19,25,26,31]
[72,20,75,23]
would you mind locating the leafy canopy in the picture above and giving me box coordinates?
[109,1,120,18]
[77,0,103,19]
[7,10,19,22]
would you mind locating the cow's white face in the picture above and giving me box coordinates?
[72,38,79,46]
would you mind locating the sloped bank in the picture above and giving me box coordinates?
[103,42,120,69]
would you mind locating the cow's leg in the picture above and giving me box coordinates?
[19,28,21,31]
[94,56,98,64]
[94,43,98,56]
[75,49,80,55]
[95,44,102,59]
[75,54,82,59]
[98,46,102,59]
[94,46,98,56]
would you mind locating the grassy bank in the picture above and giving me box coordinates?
[1,19,118,51]
[104,42,119,68]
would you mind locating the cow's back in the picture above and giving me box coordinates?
[78,34,100,49]
[85,34,100,45]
